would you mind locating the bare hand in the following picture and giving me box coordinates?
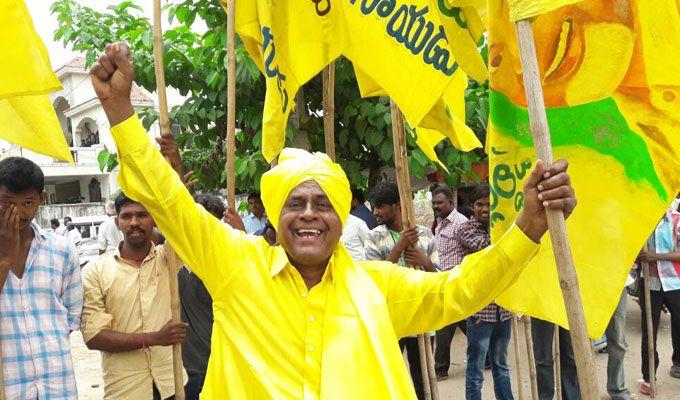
[156,134,183,176]
[396,226,419,252]
[223,207,246,232]
[150,320,188,346]
[516,159,577,243]
[638,250,657,263]
[0,205,21,269]
[90,42,136,126]
[403,247,433,271]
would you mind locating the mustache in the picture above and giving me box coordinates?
[126,228,144,235]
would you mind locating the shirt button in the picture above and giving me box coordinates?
[307,345,314,352]
[308,316,315,323]
[301,292,308,298]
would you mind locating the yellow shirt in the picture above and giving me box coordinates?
[111,115,539,399]
[81,243,187,399]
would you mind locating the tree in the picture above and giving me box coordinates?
[51,0,487,193]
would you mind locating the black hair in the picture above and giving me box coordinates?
[351,188,365,203]
[247,192,261,202]
[63,216,72,223]
[193,193,225,219]
[50,218,60,227]
[471,184,490,203]
[114,192,139,214]
[370,181,401,207]
[431,185,455,202]
[0,157,44,193]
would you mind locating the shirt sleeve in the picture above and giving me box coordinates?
[364,232,384,261]
[373,224,539,338]
[61,241,83,332]
[457,222,491,253]
[110,115,257,297]
[81,262,113,343]
[97,221,108,251]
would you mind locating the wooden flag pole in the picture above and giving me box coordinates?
[152,2,185,399]
[514,19,599,399]
[225,0,236,209]
[390,101,439,400]
[522,316,539,400]
[554,328,563,400]
[511,314,525,400]
[322,63,336,161]
[642,243,656,398]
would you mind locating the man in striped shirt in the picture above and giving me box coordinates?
[0,157,83,399]
[431,185,469,380]
[457,184,514,400]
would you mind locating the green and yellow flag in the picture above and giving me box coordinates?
[1,0,73,163]
[488,0,680,337]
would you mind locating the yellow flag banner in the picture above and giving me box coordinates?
[1,0,73,163]
[508,0,583,21]
[228,0,488,162]
[227,0,348,162]
[488,0,680,337]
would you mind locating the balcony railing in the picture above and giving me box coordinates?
[0,145,103,167]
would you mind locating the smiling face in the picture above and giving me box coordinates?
[473,197,491,223]
[277,181,342,270]
[0,187,46,231]
[115,202,155,247]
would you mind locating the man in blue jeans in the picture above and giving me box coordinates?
[457,184,514,400]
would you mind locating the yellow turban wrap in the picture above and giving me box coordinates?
[260,148,351,230]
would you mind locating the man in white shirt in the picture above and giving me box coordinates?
[242,192,266,234]
[66,220,82,247]
[98,202,123,254]
[340,214,369,261]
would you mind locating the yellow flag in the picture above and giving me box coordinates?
[228,0,348,162]
[508,0,583,21]
[488,0,680,337]
[1,0,73,163]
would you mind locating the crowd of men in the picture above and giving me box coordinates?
[0,42,678,399]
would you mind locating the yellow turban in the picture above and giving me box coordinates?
[260,148,351,230]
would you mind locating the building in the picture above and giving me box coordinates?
[0,57,159,227]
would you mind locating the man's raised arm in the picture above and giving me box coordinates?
[90,42,244,294]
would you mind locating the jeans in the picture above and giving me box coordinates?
[434,320,467,376]
[638,279,680,382]
[531,317,581,400]
[185,372,206,400]
[606,290,631,399]
[400,336,434,400]
[465,317,513,400]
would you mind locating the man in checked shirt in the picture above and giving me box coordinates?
[0,157,83,399]
[457,184,514,400]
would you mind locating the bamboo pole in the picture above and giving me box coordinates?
[554,328,562,400]
[423,336,440,400]
[642,243,656,398]
[511,314,525,400]
[390,101,438,400]
[522,316,539,400]
[322,63,336,161]
[514,19,599,399]
[152,2,184,399]
[225,0,236,209]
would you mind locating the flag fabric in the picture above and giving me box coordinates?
[487,0,680,337]
[228,0,485,163]
[227,0,348,162]
[508,0,583,21]
[1,0,73,163]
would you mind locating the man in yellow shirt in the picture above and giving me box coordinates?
[81,192,188,399]
[88,42,577,400]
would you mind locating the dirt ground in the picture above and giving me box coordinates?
[71,296,679,399]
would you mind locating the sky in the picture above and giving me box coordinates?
[25,0,185,105]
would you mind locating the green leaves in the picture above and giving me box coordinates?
[97,149,119,172]
[52,0,489,194]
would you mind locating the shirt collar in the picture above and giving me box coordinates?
[113,241,158,263]
[31,221,46,241]
[445,208,462,222]
[268,244,334,283]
